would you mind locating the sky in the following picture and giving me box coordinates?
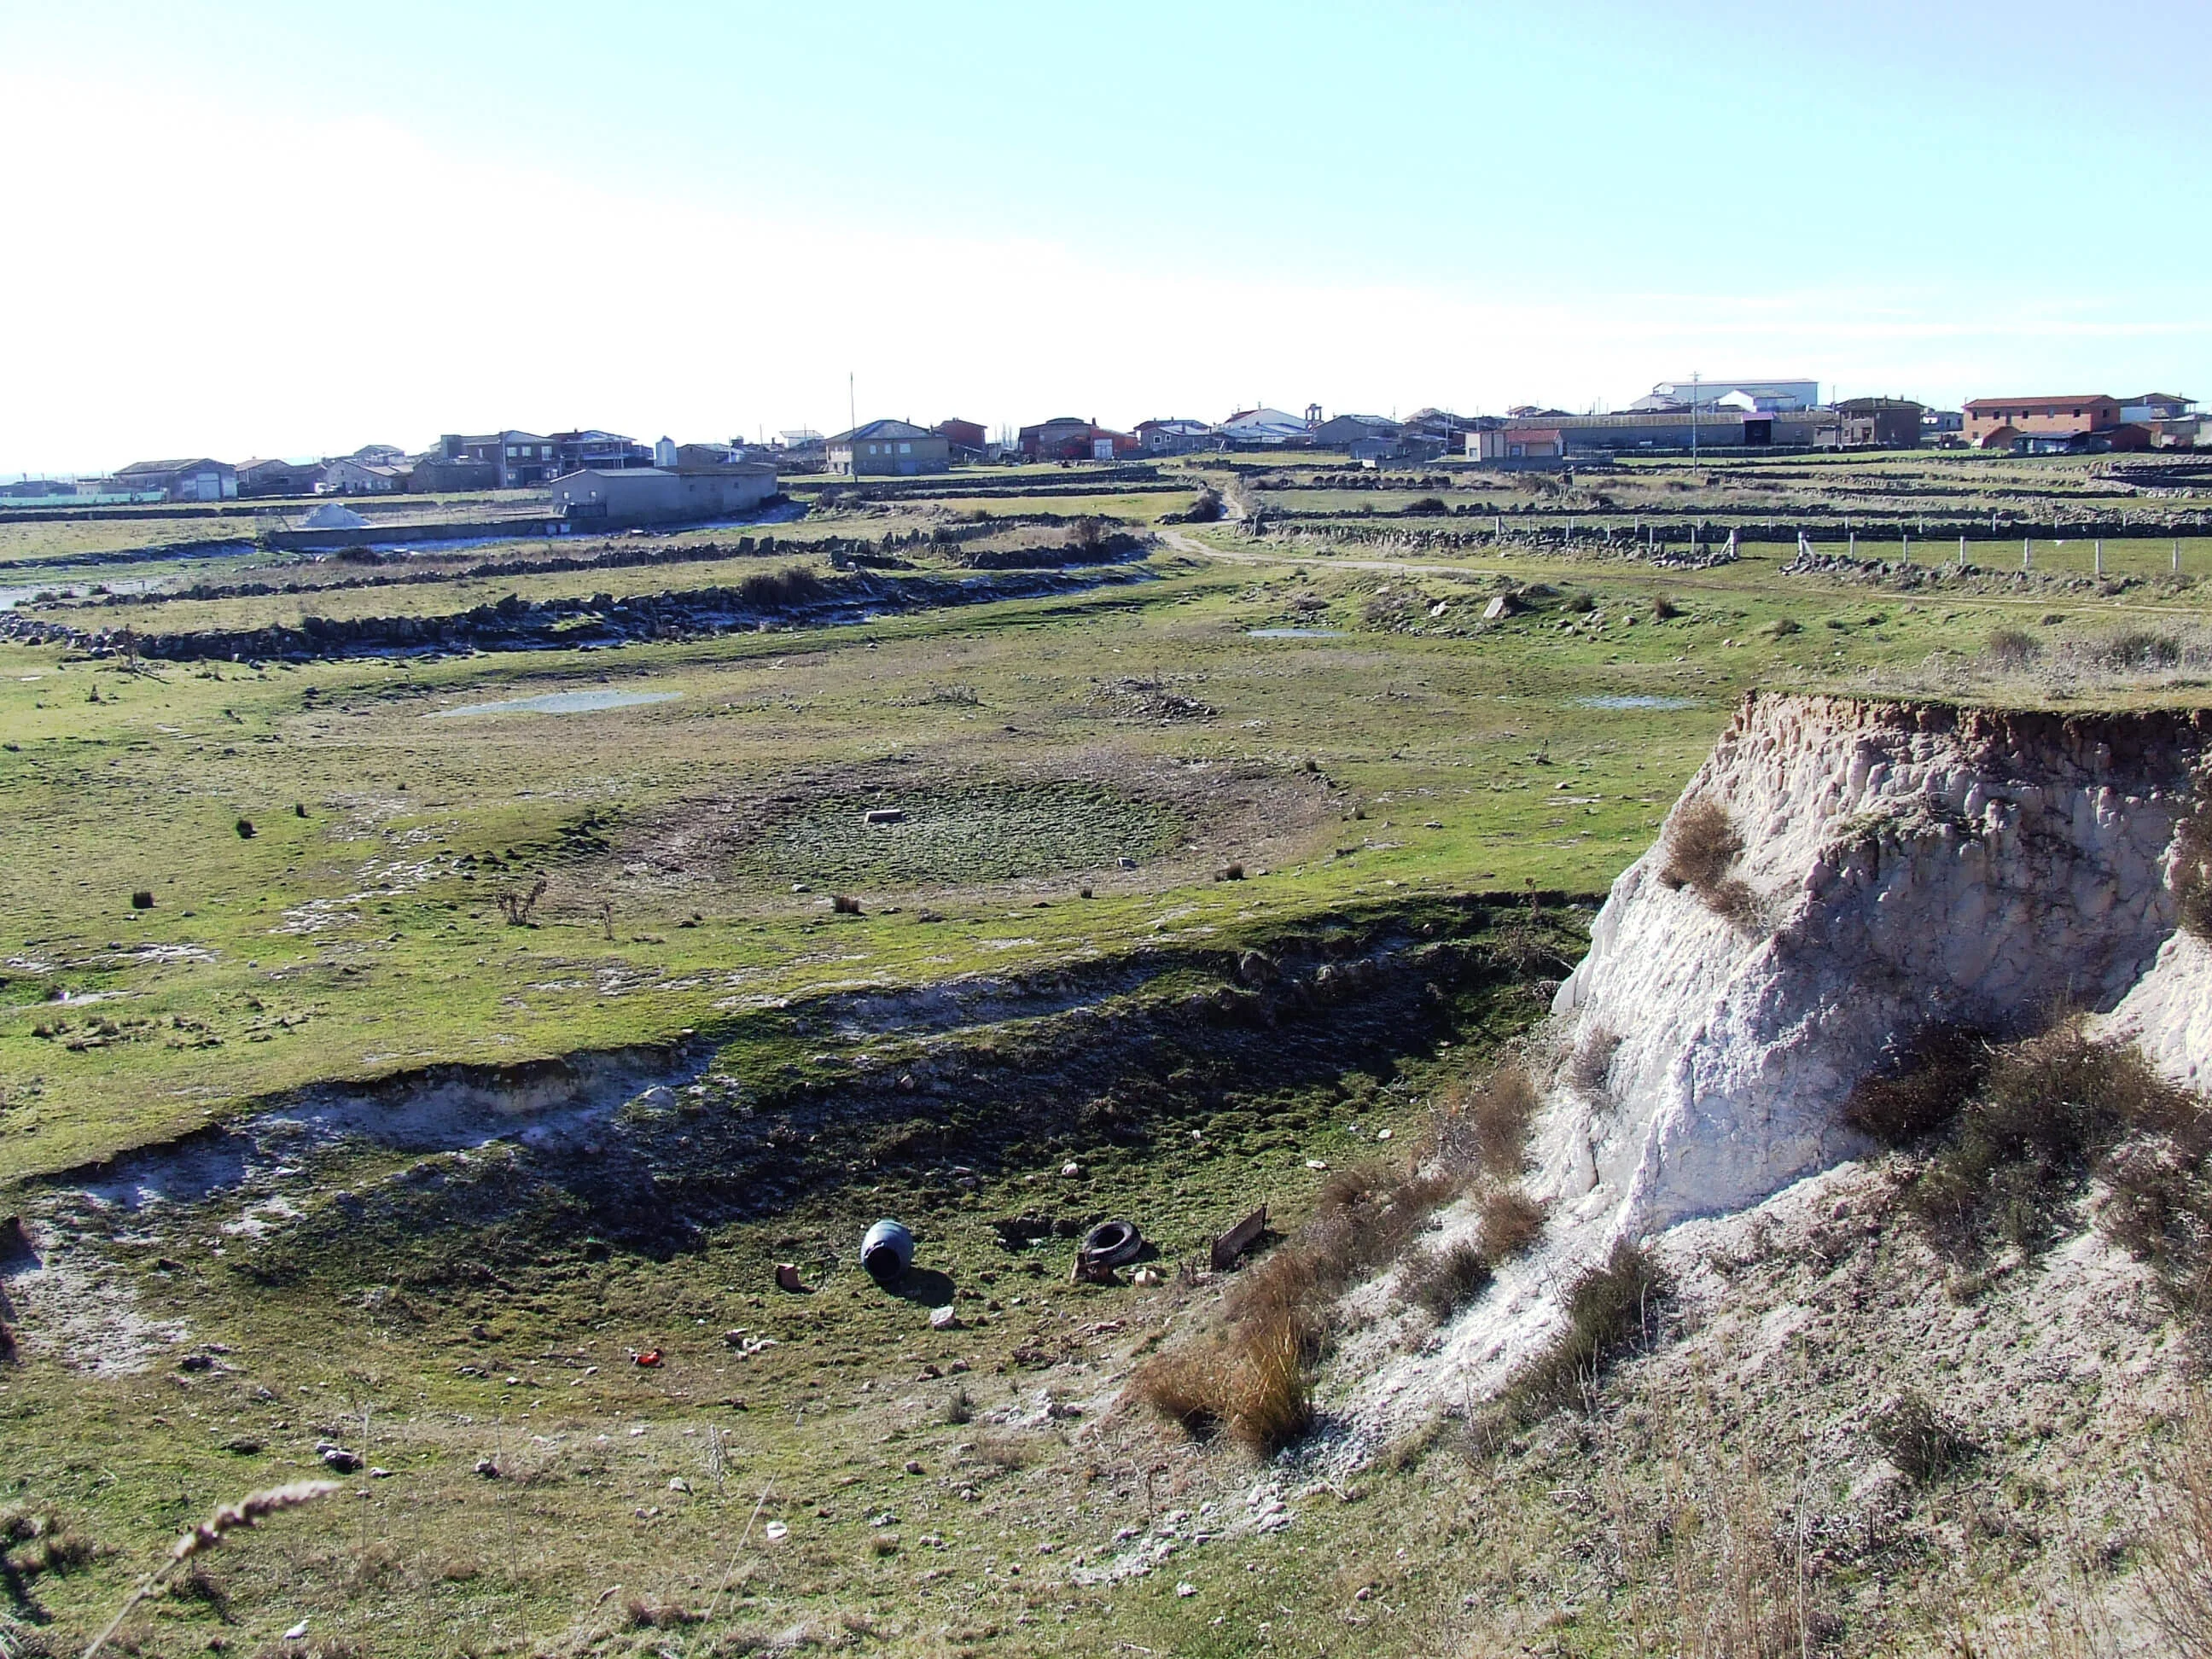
[1,0,2206,472]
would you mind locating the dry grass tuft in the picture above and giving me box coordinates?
[624,1596,702,1630]
[1869,1388,1976,1482]
[1983,626,2043,667]
[1567,1025,1621,1097]
[1503,1239,1668,1420]
[1403,1242,1492,1318]
[1476,1186,1546,1260]
[1136,1147,1464,1455]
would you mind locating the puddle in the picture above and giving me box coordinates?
[0,575,172,611]
[429,690,682,718]
[1246,627,1346,638]
[1573,695,1701,710]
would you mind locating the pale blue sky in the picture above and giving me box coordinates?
[3,1,2205,467]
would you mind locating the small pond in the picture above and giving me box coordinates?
[1246,627,1346,638]
[1573,695,1701,711]
[429,690,682,718]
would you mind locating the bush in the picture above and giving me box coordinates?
[1476,1186,1546,1260]
[1435,1062,1538,1179]
[1563,591,1598,614]
[1984,626,2042,667]
[130,889,154,910]
[1568,1027,1621,1097]
[831,894,862,915]
[1905,1020,2192,1249]
[1842,1024,1990,1146]
[2174,791,2212,941]
[736,565,828,609]
[2099,629,2183,671]
[1659,798,1743,896]
[1651,594,1681,620]
[1403,496,1448,516]
[234,817,256,840]
[1404,1242,1491,1318]
[1504,1239,1668,1418]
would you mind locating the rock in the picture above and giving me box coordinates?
[667,1478,690,1493]
[929,1307,959,1330]
[1176,1581,1196,1598]
[222,1436,263,1454]
[904,1459,925,1476]
[318,1447,363,1473]
[474,1458,500,1478]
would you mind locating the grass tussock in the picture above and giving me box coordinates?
[1870,1388,1976,1482]
[1135,1152,1468,1455]
[1403,1242,1492,1318]
[1502,1238,1669,1420]
[1983,626,2043,667]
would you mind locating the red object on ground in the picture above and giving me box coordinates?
[634,1350,663,1367]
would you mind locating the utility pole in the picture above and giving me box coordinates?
[1691,370,1700,461]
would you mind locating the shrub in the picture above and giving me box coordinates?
[1404,1242,1491,1318]
[1651,594,1681,620]
[1476,1187,1546,1260]
[1761,616,1802,637]
[2174,791,2212,941]
[1435,1062,1538,1179]
[1905,1020,2191,1249]
[1567,1027,1621,1097]
[130,889,154,910]
[1403,496,1448,516]
[1984,626,2042,667]
[1563,591,1598,614]
[736,565,827,609]
[234,817,256,840]
[1870,1390,1975,1482]
[2099,629,2183,671]
[1503,1239,1668,1418]
[494,876,549,927]
[831,894,862,915]
[1659,798,1743,896]
[1843,1023,1989,1145]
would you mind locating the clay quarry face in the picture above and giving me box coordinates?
[8,449,2212,1655]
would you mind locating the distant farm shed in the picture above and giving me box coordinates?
[114,457,236,502]
[550,464,778,526]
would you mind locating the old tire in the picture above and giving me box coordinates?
[1079,1219,1143,1269]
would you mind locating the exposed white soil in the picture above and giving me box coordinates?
[1339,693,2212,1453]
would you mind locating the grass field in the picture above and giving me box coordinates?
[3,451,2209,1657]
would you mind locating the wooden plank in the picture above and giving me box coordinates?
[1210,1204,1268,1272]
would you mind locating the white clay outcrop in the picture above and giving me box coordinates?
[1337,692,2212,1448]
[1545,691,2208,1243]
